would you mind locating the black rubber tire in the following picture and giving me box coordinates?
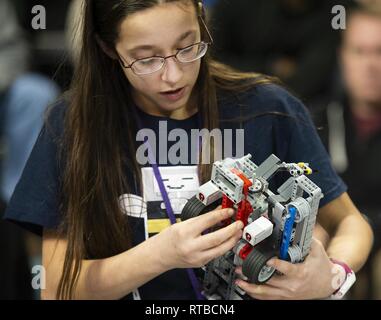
[181,195,206,221]
[242,245,277,284]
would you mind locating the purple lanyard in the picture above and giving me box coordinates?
[134,111,205,300]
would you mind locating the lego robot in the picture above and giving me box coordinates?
[181,154,323,300]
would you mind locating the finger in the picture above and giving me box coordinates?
[267,258,297,276]
[235,280,285,300]
[200,231,242,263]
[266,274,288,288]
[192,208,235,231]
[234,266,248,281]
[196,220,244,250]
[235,266,243,275]
[208,205,225,229]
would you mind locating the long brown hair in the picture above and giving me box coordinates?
[57,0,277,299]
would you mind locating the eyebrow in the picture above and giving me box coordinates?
[127,30,197,55]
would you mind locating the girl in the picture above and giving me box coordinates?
[4,0,373,300]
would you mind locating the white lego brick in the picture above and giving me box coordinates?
[243,216,273,246]
[197,181,222,205]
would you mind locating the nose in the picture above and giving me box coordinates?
[161,56,183,85]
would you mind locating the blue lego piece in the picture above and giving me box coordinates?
[280,206,297,260]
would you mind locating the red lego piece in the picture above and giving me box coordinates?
[239,243,253,260]
[222,194,234,209]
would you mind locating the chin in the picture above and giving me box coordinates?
[360,91,381,102]
[158,95,190,110]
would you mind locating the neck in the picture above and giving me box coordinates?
[153,105,198,120]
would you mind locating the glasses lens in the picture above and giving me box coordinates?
[132,57,164,75]
[177,42,208,63]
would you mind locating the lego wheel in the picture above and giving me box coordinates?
[242,246,276,284]
[181,195,206,221]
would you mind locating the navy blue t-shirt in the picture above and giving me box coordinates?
[4,84,347,299]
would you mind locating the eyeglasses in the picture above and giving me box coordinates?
[118,15,214,76]
[118,41,210,75]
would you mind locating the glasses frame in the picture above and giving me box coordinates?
[117,15,214,75]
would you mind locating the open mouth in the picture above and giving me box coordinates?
[162,88,183,94]
[160,87,186,101]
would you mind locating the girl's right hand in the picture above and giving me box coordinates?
[156,207,244,270]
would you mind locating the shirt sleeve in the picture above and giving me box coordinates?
[236,84,347,208]
[3,103,65,236]
[276,86,348,207]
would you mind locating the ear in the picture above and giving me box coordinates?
[95,33,118,60]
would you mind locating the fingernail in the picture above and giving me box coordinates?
[267,259,274,267]
[227,209,235,215]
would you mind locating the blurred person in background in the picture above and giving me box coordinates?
[313,3,381,299]
[0,0,59,299]
[210,0,343,103]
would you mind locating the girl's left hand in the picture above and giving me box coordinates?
[235,238,339,300]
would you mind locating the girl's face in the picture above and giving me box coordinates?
[115,2,202,118]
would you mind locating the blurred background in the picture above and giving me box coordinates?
[0,0,380,299]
